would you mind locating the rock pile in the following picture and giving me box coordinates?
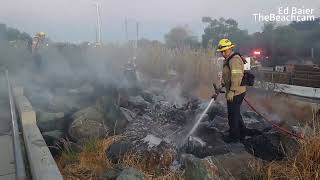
[25,77,302,179]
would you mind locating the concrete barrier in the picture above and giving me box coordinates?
[254,81,320,99]
[13,87,63,180]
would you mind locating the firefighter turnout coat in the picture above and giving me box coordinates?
[222,54,246,96]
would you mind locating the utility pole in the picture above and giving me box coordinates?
[136,22,139,48]
[124,18,141,60]
[311,47,314,59]
[125,18,128,42]
[94,2,102,45]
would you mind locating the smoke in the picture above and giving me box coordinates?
[164,82,186,107]
[9,42,131,90]
[247,90,314,126]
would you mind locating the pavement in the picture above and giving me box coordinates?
[0,76,15,180]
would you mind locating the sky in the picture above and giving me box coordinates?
[0,0,319,43]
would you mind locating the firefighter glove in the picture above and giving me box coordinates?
[227,91,235,102]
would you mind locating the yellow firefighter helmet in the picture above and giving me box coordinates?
[216,38,235,52]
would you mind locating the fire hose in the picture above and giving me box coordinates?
[244,97,304,140]
[212,84,304,140]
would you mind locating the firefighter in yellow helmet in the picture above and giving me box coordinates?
[217,38,248,143]
[37,32,46,37]
[32,32,46,72]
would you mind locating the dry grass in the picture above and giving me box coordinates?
[56,135,183,180]
[136,46,221,94]
[56,136,123,180]
[251,111,320,180]
[248,92,316,126]
[119,152,184,180]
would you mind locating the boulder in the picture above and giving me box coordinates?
[96,96,129,134]
[206,115,229,133]
[120,108,136,122]
[243,132,285,161]
[106,141,132,163]
[48,95,78,113]
[42,130,64,144]
[141,90,153,103]
[184,133,246,158]
[206,102,227,120]
[208,151,257,179]
[42,130,64,140]
[153,102,187,124]
[182,154,222,180]
[42,130,65,156]
[72,106,104,121]
[116,168,146,180]
[37,111,65,132]
[68,118,108,141]
[166,108,187,124]
[69,106,107,140]
[128,96,150,110]
[183,150,257,180]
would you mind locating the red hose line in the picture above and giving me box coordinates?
[244,97,304,140]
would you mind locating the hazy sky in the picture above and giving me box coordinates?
[1,0,319,43]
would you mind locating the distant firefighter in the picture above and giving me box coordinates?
[31,32,46,71]
[123,57,138,85]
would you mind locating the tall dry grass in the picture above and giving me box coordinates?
[56,136,123,180]
[136,45,221,97]
[56,135,183,180]
[248,91,317,127]
[252,109,320,180]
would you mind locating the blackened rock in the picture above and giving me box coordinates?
[128,96,150,110]
[141,90,153,103]
[106,141,132,163]
[243,111,263,121]
[243,132,285,161]
[154,102,187,124]
[43,130,65,156]
[206,115,229,133]
[166,108,187,124]
[119,108,136,122]
[96,96,129,134]
[184,135,246,158]
[207,102,227,120]
[42,130,64,145]
[37,111,65,132]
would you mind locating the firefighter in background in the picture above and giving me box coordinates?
[216,38,248,143]
[123,56,138,86]
[31,32,46,71]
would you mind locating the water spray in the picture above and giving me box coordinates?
[182,84,224,145]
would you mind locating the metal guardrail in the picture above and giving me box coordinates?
[5,70,27,180]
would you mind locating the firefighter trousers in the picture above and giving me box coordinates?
[227,92,247,139]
